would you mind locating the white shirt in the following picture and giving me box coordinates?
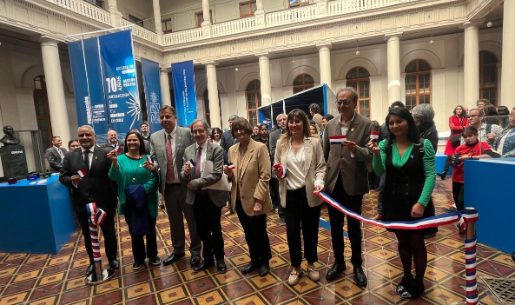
[164,127,180,183]
[286,144,306,190]
[195,140,208,177]
[80,145,95,170]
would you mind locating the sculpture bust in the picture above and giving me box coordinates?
[0,125,20,145]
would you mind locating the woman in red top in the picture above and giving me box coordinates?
[438,105,469,180]
[451,127,495,216]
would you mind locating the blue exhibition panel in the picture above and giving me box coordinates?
[0,174,76,254]
[464,158,515,253]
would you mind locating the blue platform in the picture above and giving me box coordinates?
[436,151,452,175]
[464,158,515,253]
[0,174,76,254]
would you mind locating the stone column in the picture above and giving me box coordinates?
[501,1,515,106]
[255,0,265,28]
[41,38,71,143]
[106,0,122,27]
[386,33,402,104]
[153,0,164,44]
[257,53,272,106]
[463,22,479,109]
[201,0,212,38]
[160,68,171,106]
[317,43,332,91]
[206,62,221,128]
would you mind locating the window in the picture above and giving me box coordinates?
[84,0,104,8]
[293,74,314,94]
[203,89,211,126]
[405,59,431,111]
[162,18,172,33]
[346,67,371,119]
[246,80,261,126]
[480,51,498,106]
[289,0,310,8]
[33,75,53,149]
[240,1,257,17]
[128,14,143,27]
[196,11,213,27]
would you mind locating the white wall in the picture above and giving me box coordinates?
[117,0,155,30]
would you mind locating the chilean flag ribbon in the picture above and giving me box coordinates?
[189,159,196,167]
[370,131,379,141]
[315,191,478,231]
[329,135,346,145]
[77,169,87,178]
[273,164,288,178]
[86,202,107,262]
[146,156,153,164]
[113,145,122,153]
[227,163,236,170]
[465,234,478,304]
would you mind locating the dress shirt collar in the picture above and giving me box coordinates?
[80,145,95,154]
[164,126,177,139]
[196,140,208,151]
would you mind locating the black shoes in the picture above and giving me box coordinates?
[85,264,95,276]
[400,282,425,299]
[149,256,161,266]
[512,252,515,262]
[424,233,436,239]
[437,171,447,180]
[132,260,144,270]
[241,261,260,274]
[258,263,270,277]
[190,254,201,267]
[217,260,227,273]
[443,206,458,213]
[396,275,413,294]
[353,264,367,287]
[326,262,346,280]
[194,259,214,272]
[163,253,185,266]
[109,259,120,270]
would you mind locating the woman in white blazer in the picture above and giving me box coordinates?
[273,109,326,286]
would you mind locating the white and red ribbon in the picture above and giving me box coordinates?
[227,163,236,170]
[146,156,153,164]
[273,164,288,178]
[329,135,346,145]
[113,145,122,153]
[86,202,107,263]
[370,131,379,141]
[77,169,86,178]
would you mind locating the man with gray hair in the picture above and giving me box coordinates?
[412,103,438,152]
[59,125,119,276]
[309,103,323,133]
[220,115,239,216]
[461,108,502,148]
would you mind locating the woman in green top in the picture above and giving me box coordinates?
[368,107,436,300]
[108,131,159,270]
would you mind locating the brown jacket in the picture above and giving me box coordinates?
[323,112,373,196]
[275,136,326,208]
[228,139,273,216]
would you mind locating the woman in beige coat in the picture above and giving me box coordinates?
[224,117,273,277]
[274,109,326,286]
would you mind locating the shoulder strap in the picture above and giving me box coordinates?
[418,138,425,154]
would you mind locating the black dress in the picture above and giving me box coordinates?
[382,141,438,235]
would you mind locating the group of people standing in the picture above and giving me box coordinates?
[60,86,507,300]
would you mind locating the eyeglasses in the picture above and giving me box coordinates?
[192,129,205,134]
[469,115,479,118]
[336,99,353,106]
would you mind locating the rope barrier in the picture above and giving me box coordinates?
[314,191,479,304]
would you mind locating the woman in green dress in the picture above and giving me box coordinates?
[108,131,159,270]
[368,107,436,300]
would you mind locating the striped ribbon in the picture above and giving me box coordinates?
[315,191,478,305]
[86,203,106,263]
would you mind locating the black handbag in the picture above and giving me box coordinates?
[449,118,464,145]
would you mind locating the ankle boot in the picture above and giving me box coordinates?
[437,171,447,180]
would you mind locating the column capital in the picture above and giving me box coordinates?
[203,60,218,66]
[384,32,403,41]
[461,19,485,29]
[255,52,270,58]
[40,36,63,45]
[316,43,332,50]
[160,67,169,74]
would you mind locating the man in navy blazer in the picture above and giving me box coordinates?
[59,125,119,276]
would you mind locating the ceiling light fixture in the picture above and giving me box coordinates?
[355,40,360,56]
[487,21,493,27]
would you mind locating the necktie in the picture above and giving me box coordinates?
[166,135,175,183]
[194,146,202,178]
[84,150,91,170]
[57,148,64,159]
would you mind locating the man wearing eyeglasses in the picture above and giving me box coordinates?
[322,87,373,285]
[463,108,502,147]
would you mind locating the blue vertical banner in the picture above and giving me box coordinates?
[171,61,197,127]
[141,58,162,134]
[68,38,109,143]
[98,30,142,136]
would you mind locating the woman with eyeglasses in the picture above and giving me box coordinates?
[438,105,469,180]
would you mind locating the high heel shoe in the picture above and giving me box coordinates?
[437,171,447,180]
[395,275,413,294]
[400,282,425,300]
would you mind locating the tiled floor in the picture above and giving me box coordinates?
[1,180,514,305]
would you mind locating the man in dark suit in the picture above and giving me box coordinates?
[45,136,67,173]
[269,113,287,224]
[181,119,229,273]
[323,87,373,285]
[101,130,124,154]
[149,105,201,267]
[220,115,239,163]
[59,125,119,276]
